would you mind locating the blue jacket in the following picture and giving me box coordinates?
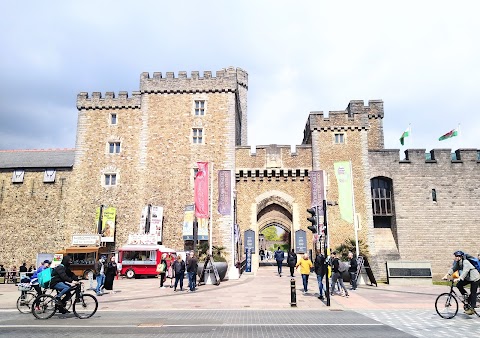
[274,250,285,262]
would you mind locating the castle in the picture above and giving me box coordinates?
[1,67,479,280]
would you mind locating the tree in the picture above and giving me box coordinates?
[261,226,279,241]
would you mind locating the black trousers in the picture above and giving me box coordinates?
[457,279,479,308]
[289,266,295,276]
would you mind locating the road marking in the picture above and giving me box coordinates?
[0,323,384,328]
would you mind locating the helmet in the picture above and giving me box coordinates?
[453,250,464,257]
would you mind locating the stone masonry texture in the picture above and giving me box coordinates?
[0,68,479,282]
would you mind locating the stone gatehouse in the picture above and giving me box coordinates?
[1,67,479,281]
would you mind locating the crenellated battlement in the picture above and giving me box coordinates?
[235,144,312,174]
[308,100,383,132]
[76,91,141,110]
[140,67,248,94]
[369,148,480,166]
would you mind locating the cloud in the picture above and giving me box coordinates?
[1,0,479,153]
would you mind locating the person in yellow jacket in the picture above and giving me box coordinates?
[295,253,313,294]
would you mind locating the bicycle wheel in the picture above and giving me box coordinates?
[17,292,36,314]
[73,294,98,319]
[435,293,458,319]
[32,294,57,320]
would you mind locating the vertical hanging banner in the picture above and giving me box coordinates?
[334,161,354,223]
[310,170,325,214]
[195,162,209,218]
[197,217,209,240]
[95,207,101,232]
[182,205,195,240]
[218,170,231,215]
[149,206,164,242]
[139,206,148,233]
[101,207,116,243]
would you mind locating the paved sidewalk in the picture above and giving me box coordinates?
[0,266,446,312]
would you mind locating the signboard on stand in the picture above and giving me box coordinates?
[295,230,307,254]
[244,229,255,253]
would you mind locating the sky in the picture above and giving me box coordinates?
[1,1,479,153]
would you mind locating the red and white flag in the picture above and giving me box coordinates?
[194,162,209,218]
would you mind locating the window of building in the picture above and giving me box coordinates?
[193,128,203,144]
[334,133,345,144]
[105,174,117,186]
[194,100,205,116]
[371,177,394,228]
[12,169,25,183]
[111,113,117,125]
[109,142,121,154]
[44,169,56,183]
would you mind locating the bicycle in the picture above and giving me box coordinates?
[32,282,98,320]
[435,280,480,319]
[16,283,72,314]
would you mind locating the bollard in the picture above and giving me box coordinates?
[290,278,297,307]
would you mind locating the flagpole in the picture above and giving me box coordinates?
[209,162,213,256]
[349,161,359,258]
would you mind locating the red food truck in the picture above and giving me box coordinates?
[118,244,176,279]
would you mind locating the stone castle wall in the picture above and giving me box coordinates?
[0,169,72,266]
[369,148,480,279]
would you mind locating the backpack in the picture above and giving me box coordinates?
[338,261,348,273]
[464,254,480,273]
[37,267,53,288]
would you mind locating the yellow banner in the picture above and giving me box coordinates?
[101,207,116,243]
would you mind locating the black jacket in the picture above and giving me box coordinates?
[173,260,186,275]
[50,257,79,287]
[314,254,326,276]
[331,257,340,273]
[287,252,297,267]
[348,256,358,273]
[186,257,198,273]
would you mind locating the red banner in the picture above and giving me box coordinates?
[195,162,209,218]
[218,170,231,215]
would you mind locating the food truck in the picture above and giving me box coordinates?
[118,244,176,279]
[57,234,109,279]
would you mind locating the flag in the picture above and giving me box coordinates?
[399,127,410,146]
[194,162,209,218]
[334,161,354,223]
[438,129,458,141]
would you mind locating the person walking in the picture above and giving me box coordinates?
[287,249,297,277]
[172,254,186,291]
[186,251,198,292]
[166,253,175,288]
[330,252,349,297]
[295,253,313,294]
[314,250,326,300]
[274,247,285,277]
[94,256,106,296]
[103,256,117,293]
[348,251,358,291]
[157,253,167,288]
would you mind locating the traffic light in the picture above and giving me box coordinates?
[307,207,317,233]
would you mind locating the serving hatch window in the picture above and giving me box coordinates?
[70,252,96,265]
[122,250,156,262]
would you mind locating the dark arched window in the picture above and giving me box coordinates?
[371,177,394,228]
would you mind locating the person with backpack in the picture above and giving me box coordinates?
[443,250,480,315]
[50,255,79,314]
[274,247,285,277]
[348,251,358,291]
[330,252,349,297]
[30,260,51,295]
[314,250,326,300]
[287,249,297,277]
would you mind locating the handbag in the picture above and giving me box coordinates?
[156,263,166,273]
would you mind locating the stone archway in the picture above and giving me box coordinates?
[255,191,296,267]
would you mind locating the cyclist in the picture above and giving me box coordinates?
[50,255,79,314]
[30,260,51,295]
[443,250,480,315]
